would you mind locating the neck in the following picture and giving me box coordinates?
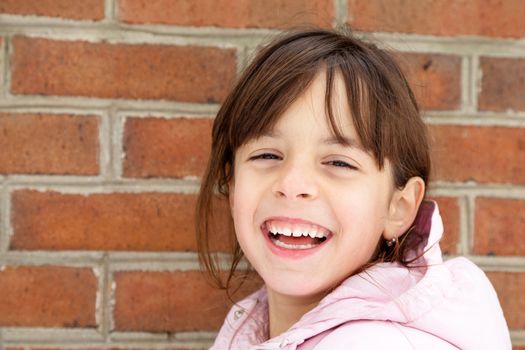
[266,287,326,339]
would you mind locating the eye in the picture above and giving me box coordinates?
[249,152,281,161]
[324,160,358,170]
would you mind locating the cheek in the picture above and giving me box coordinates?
[330,184,390,228]
[230,175,257,227]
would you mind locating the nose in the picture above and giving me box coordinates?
[272,160,318,200]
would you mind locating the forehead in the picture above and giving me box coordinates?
[257,70,362,147]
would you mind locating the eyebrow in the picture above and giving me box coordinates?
[322,136,365,151]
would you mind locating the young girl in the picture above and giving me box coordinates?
[196,28,511,349]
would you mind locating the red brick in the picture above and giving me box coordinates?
[397,53,461,111]
[0,0,104,20]
[429,125,525,184]
[486,272,525,329]
[124,117,212,178]
[114,270,261,331]
[474,198,525,256]
[0,266,97,327]
[479,57,525,112]
[10,190,230,252]
[0,113,99,175]
[429,197,460,255]
[118,0,333,28]
[348,0,525,38]
[11,37,236,103]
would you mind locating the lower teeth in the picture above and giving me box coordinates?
[270,237,317,250]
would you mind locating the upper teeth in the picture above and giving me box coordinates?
[266,221,329,239]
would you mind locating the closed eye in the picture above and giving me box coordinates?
[324,160,357,169]
[249,153,281,161]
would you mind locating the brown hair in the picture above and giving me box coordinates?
[196,28,431,292]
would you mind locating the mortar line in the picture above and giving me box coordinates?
[99,109,112,181]
[99,253,111,340]
[114,112,126,180]
[107,263,117,339]
[0,185,10,253]
[428,184,525,197]
[466,194,477,255]
[0,34,6,98]
[0,97,221,115]
[424,114,525,127]
[108,110,217,119]
[109,331,214,344]
[458,195,470,256]
[107,105,119,180]
[2,328,102,344]
[471,55,481,112]
[511,330,525,346]
[0,184,7,253]
[3,34,10,100]
[4,180,202,192]
[334,0,348,29]
[460,55,473,113]
[235,44,247,77]
[105,0,116,22]
[1,251,104,267]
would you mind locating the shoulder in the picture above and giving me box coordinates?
[306,320,458,350]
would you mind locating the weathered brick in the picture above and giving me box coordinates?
[429,197,460,255]
[474,198,525,256]
[486,272,525,329]
[11,37,236,103]
[0,113,99,175]
[348,0,525,38]
[397,53,461,111]
[0,266,97,327]
[123,117,212,178]
[10,190,230,252]
[0,0,104,20]
[429,125,525,184]
[479,57,525,112]
[118,0,333,28]
[114,270,261,331]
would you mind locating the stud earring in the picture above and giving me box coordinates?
[386,236,397,247]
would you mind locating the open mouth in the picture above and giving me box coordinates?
[262,219,333,250]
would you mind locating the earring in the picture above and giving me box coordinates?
[386,236,397,247]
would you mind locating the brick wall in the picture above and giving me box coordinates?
[0,0,524,349]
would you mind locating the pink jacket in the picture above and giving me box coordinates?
[211,201,511,349]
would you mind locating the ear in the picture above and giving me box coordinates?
[383,176,425,240]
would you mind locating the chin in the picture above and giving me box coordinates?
[262,272,332,298]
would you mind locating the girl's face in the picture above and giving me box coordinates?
[230,71,397,300]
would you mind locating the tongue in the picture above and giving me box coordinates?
[277,235,318,245]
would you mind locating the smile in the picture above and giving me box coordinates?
[261,218,333,252]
